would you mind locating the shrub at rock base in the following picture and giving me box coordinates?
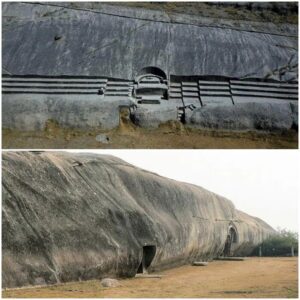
[251,229,298,256]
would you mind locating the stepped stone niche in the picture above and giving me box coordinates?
[2,2,298,132]
[2,152,275,288]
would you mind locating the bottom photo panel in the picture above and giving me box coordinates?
[2,150,298,298]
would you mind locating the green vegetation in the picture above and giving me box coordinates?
[252,228,298,256]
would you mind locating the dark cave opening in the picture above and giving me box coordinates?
[223,226,238,257]
[137,245,156,274]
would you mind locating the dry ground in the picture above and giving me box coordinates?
[2,120,298,149]
[3,257,298,298]
[73,2,299,24]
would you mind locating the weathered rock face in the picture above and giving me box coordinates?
[2,2,298,81]
[2,94,134,131]
[131,106,178,128]
[2,3,298,133]
[2,152,274,288]
[187,102,297,131]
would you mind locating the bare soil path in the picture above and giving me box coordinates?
[3,122,298,149]
[3,257,298,298]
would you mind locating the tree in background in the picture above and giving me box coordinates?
[252,228,298,256]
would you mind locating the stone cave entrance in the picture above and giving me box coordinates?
[137,66,167,80]
[223,226,238,257]
[134,67,168,103]
[137,245,156,274]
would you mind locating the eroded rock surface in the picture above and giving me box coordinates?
[1,3,298,133]
[2,152,274,288]
[100,278,121,287]
[2,2,298,80]
[188,102,296,131]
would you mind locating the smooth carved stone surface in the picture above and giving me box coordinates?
[2,152,274,288]
[188,102,297,131]
[2,2,298,81]
[2,94,134,130]
[132,106,178,128]
[2,2,298,132]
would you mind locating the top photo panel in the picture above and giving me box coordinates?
[2,1,298,149]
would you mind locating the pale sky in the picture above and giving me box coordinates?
[68,150,299,232]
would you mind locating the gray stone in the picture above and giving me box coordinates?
[290,102,298,129]
[2,152,275,289]
[135,274,162,278]
[100,278,120,287]
[95,134,110,144]
[132,106,177,128]
[188,102,295,132]
[34,277,46,285]
[2,2,297,80]
[2,94,134,131]
[1,2,298,133]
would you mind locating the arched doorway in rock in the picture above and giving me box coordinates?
[137,66,167,80]
[134,67,168,102]
[137,245,156,274]
[223,226,238,257]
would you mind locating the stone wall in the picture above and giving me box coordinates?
[2,2,298,81]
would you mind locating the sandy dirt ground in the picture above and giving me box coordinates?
[2,119,298,149]
[3,257,298,298]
